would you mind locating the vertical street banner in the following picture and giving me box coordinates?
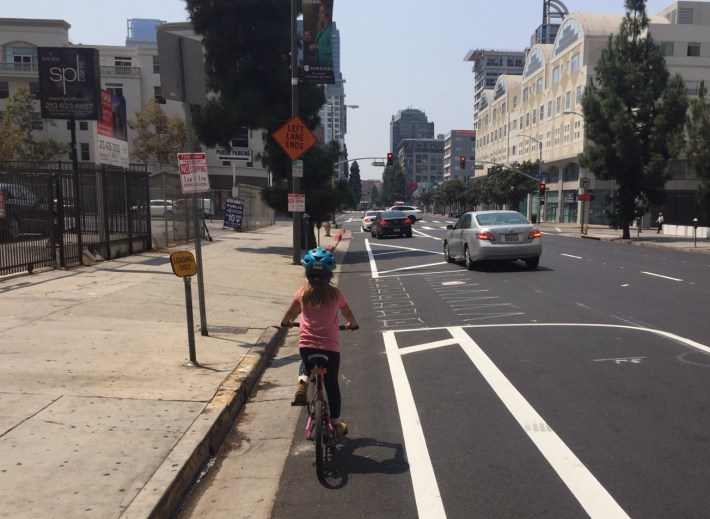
[300,0,335,84]
[95,89,129,168]
[37,47,101,120]
[223,198,245,230]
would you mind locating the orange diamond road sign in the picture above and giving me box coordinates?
[272,116,317,160]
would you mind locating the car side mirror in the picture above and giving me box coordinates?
[446,224,454,230]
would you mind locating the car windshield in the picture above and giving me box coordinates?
[475,212,529,226]
[365,211,378,217]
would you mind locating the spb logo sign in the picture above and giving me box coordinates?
[38,47,101,120]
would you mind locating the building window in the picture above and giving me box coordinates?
[556,96,562,114]
[523,88,529,102]
[685,80,700,95]
[547,167,559,183]
[0,81,9,98]
[31,112,43,130]
[565,91,572,110]
[547,100,552,117]
[5,46,36,71]
[563,163,579,181]
[115,56,132,73]
[29,82,40,99]
[576,85,583,105]
[105,84,124,97]
[687,43,701,57]
[660,41,674,56]
[80,143,90,161]
[570,53,580,72]
[536,77,543,93]
[552,66,561,85]
[152,55,160,74]
[79,121,88,131]
[540,106,544,121]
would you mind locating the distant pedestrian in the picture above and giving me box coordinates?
[655,212,664,233]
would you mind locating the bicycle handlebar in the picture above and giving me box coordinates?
[281,322,359,331]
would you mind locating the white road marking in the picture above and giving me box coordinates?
[641,271,683,282]
[383,331,446,518]
[562,253,583,259]
[379,261,447,276]
[365,239,380,279]
[448,327,630,518]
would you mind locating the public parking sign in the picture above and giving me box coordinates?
[177,152,210,194]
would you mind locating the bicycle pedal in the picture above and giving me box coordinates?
[290,401,308,407]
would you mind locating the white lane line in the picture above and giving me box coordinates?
[383,331,446,519]
[379,261,447,276]
[370,242,441,253]
[561,253,583,259]
[448,327,631,519]
[365,239,380,279]
[641,271,683,282]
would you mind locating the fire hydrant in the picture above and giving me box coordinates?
[582,223,589,235]
[323,220,332,236]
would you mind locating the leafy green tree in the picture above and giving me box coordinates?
[370,185,380,208]
[580,0,688,238]
[382,163,406,205]
[4,86,68,161]
[482,162,538,209]
[349,161,362,208]
[187,0,332,241]
[685,80,710,223]
[0,114,23,161]
[128,98,187,168]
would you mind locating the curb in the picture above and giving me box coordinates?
[120,325,287,519]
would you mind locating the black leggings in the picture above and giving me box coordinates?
[299,348,341,419]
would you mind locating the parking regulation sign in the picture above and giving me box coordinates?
[177,152,210,194]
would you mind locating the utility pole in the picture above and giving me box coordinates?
[290,0,301,265]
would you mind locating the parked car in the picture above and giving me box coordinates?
[150,199,177,218]
[0,183,52,241]
[361,210,381,231]
[387,205,423,222]
[443,210,542,270]
[370,210,413,239]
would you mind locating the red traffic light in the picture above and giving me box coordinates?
[539,183,546,196]
[459,156,466,169]
[386,152,393,166]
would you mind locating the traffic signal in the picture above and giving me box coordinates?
[459,156,466,169]
[539,183,546,196]
[386,153,393,166]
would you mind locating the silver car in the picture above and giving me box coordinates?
[443,210,542,270]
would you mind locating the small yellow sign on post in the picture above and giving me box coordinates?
[170,251,197,277]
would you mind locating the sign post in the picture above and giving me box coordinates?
[273,115,318,264]
[170,251,198,364]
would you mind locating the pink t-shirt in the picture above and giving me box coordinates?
[295,286,346,352]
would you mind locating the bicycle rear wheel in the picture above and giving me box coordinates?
[314,401,325,479]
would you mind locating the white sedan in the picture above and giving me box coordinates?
[361,210,381,231]
[387,205,423,222]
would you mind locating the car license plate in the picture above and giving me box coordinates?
[504,234,519,242]
[392,228,400,232]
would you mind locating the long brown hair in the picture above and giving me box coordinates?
[301,277,338,308]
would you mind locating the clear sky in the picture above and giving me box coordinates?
[3,0,673,179]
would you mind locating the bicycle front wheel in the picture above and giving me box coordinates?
[314,401,326,479]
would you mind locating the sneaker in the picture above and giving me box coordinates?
[293,380,307,405]
[333,420,348,438]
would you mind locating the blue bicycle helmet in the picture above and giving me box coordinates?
[302,247,336,279]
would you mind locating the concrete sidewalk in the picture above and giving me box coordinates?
[0,219,349,519]
[537,221,710,254]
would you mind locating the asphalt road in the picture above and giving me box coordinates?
[192,215,710,518]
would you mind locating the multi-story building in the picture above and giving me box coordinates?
[473,1,710,225]
[463,49,526,131]
[444,130,476,180]
[397,137,444,199]
[389,108,434,156]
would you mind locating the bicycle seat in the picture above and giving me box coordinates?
[307,353,329,364]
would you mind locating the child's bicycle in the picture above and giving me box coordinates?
[286,322,358,480]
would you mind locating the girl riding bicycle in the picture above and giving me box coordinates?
[281,247,358,438]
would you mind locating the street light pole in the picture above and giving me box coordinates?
[563,110,588,232]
